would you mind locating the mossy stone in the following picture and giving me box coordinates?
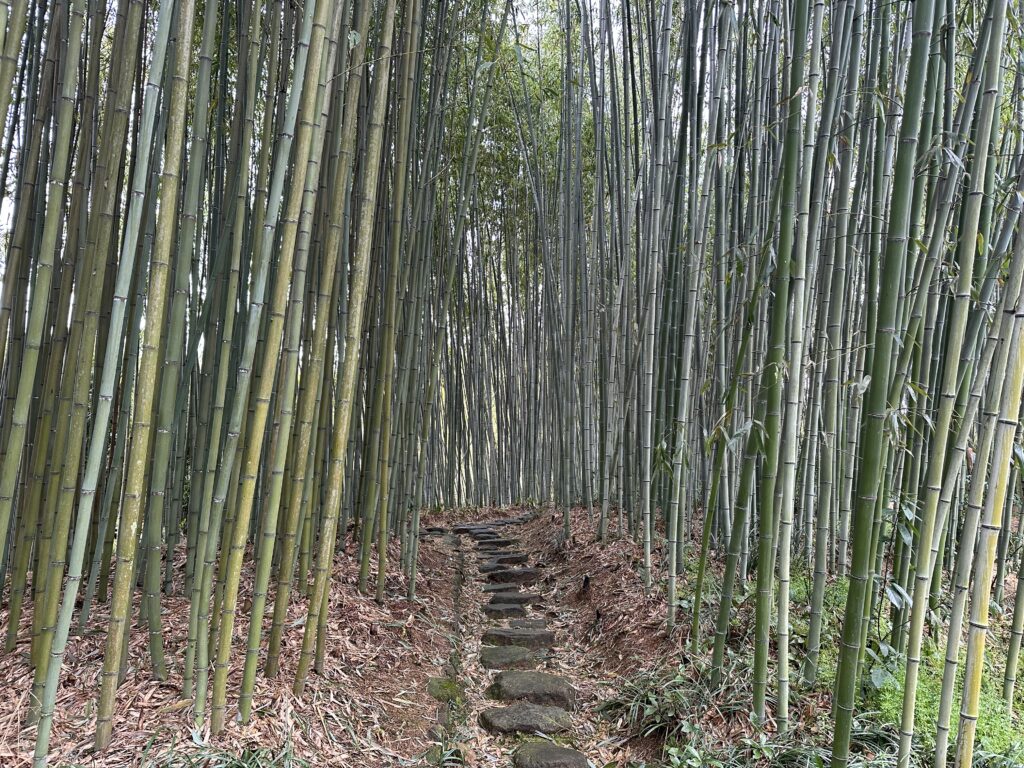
[427,676,462,703]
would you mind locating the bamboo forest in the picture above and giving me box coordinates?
[3,0,1024,764]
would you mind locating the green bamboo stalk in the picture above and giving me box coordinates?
[94,0,198,746]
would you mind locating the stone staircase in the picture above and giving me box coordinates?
[452,517,589,768]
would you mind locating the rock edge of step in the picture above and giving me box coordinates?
[486,567,541,585]
[486,670,576,709]
[513,743,588,768]
[478,702,571,734]
[479,644,539,670]
[483,602,528,619]
[482,626,555,649]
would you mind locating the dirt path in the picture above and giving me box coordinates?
[422,509,649,767]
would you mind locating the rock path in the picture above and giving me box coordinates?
[443,515,589,768]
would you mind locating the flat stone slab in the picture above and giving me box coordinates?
[508,618,547,629]
[487,567,541,586]
[489,516,531,526]
[478,537,517,546]
[477,545,514,555]
[478,703,571,734]
[487,670,576,709]
[454,524,496,534]
[483,603,527,619]
[479,561,506,573]
[482,627,555,649]
[482,582,520,593]
[479,555,519,566]
[487,591,541,605]
[493,552,529,565]
[513,743,588,768]
[479,644,539,670]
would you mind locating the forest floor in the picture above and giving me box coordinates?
[10,505,1013,767]
[0,505,720,768]
[0,505,702,767]
[0,526,462,766]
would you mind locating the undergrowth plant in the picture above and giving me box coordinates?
[139,733,309,768]
[600,657,971,767]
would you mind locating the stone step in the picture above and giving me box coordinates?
[453,515,530,534]
[513,743,588,768]
[489,516,531,526]
[479,555,525,567]
[478,536,517,546]
[453,524,495,534]
[486,670,576,709]
[482,626,555,649]
[479,561,507,574]
[479,645,539,670]
[481,582,517,593]
[478,702,571,735]
[486,590,541,605]
[507,618,546,629]
[483,602,528,619]
[492,552,529,565]
[486,567,541,586]
[477,545,514,556]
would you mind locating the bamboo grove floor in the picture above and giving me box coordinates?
[1,506,753,766]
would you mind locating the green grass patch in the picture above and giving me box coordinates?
[875,642,1024,763]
